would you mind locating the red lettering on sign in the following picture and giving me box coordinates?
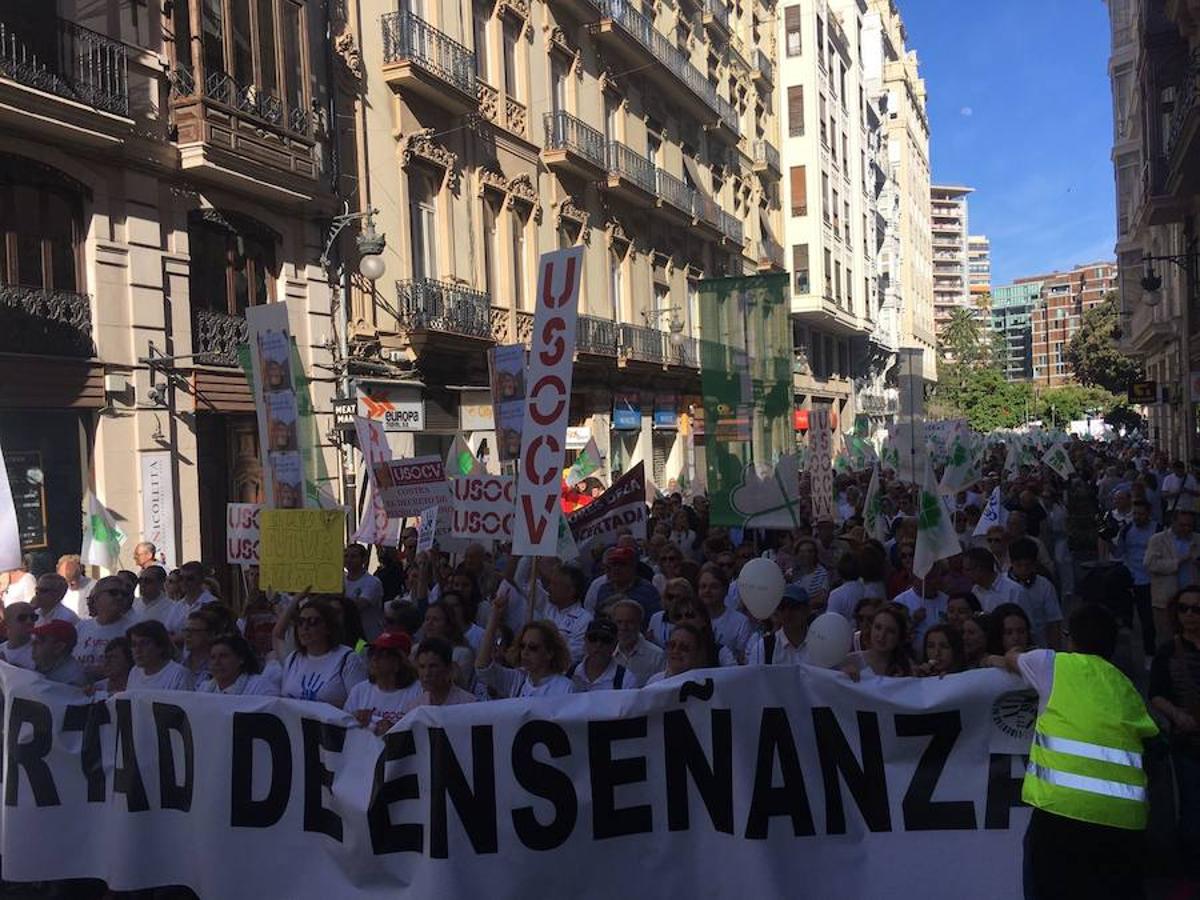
[541,255,578,310]
[528,375,567,425]
[538,317,567,366]
[523,434,561,486]
[520,494,558,545]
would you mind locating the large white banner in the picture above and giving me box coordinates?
[513,247,584,555]
[0,662,1034,898]
[139,451,177,568]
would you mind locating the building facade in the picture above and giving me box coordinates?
[968,233,991,306]
[1030,262,1118,387]
[0,1,340,593]
[1106,0,1200,459]
[989,280,1041,382]
[930,183,973,334]
[343,0,782,490]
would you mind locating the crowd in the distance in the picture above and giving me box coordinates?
[0,437,1196,868]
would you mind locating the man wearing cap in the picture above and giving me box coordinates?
[32,573,80,626]
[567,619,633,691]
[32,620,87,687]
[746,585,812,666]
[589,546,661,620]
[345,630,421,736]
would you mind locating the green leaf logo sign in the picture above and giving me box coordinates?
[918,490,942,530]
[948,440,968,467]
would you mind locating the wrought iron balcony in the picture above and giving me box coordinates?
[395,278,492,340]
[752,139,780,174]
[1166,48,1200,189]
[655,168,696,217]
[577,314,619,356]
[719,209,744,245]
[701,0,731,35]
[754,48,773,85]
[619,322,666,364]
[606,140,656,197]
[665,334,699,368]
[543,110,608,177]
[191,307,247,367]
[714,95,739,138]
[381,12,477,112]
[0,285,93,358]
[0,17,129,116]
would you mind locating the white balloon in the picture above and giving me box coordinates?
[737,558,785,620]
[805,613,854,669]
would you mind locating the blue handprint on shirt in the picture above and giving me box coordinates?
[299,672,325,701]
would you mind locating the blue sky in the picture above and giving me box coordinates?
[900,1,1116,285]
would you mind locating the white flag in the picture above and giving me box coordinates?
[0,439,21,571]
[938,431,982,496]
[565,437,604,488]
[445,434,485,479]
[1003,440,1021,477]
[863,463,886,543]
[81,491,125,570]
[1042,444,1075,479]
[973,486,1008,537]
[914,460,961,579]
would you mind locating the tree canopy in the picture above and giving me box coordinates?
[1066,293,1141,394]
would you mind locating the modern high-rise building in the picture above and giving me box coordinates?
[930,184,973,334]
[864,0,935,386]
[1030,262,1118,387]
[968,234,992,306]
[990,281,1041,382]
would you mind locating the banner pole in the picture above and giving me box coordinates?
[526,555,538,625]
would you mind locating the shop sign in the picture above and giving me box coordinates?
[653,394,678,430]
[613,392,642,431]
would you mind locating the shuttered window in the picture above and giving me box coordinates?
[788,85,804,136]
[790,166,807,217]
[784,5,801,56]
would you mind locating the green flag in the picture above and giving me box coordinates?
[914,461,960,578]
[566,437,603,488]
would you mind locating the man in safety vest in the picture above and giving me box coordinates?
[990,602,1159,899]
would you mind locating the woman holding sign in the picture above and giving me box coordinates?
[475,588,574,698]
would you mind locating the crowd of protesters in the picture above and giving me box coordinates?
[1,435,1198,893]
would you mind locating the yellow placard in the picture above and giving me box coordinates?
[259,509,345,594]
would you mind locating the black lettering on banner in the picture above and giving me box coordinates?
[301,718,346,842]
[984,753,1029,830]
[153,703,195,812]
[62,703,111,802]
[368,729,423,855]
[230,713,292,828]
[511,720,577,851]
[588,717,652,840]
[663,708,733,834]
[4,698,59,807]
[894,712,976,831]
[745,707,815,839]
[812,707,891,834]
[113,699,149,813]
[429,726,498,858]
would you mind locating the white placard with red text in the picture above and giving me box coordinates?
[451,475,515,540]
[512,247,584,554]
[373,456,451,518]
[225,503,261,565]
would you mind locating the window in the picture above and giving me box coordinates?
[280,1,304,123]
[409,170,437,281]
[819,94,827,145]
[647,132,662,167]
[823,248,832,297]
[481,193,500,296]
[792,244,810,295]
[187,214,276,316]
[831,188,840,234]
[473,0,490,80]
[789,166,807,217]
[609,246,624,320]
[784,5,801,56]
[816,15,825,70]
[821,172,830,223]
[511,209,528,310]
[503,21,522,101]
[787,85,804,136]
[834,261,841,301]
[175,1,194,72]
[551,55,568,114]
[830,120,838,164]
[843,200,850,242]
[604,93,620,142]
[0,175,83,293]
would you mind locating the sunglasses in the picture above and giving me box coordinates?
[1179,603,1200,616]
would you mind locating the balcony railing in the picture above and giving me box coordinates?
[395,278,492,340]
[753,139,780,173]
[693,192,721,227]
[0,17,129,116]
[192,307,248,367]
[577,314,619,356]
[666,334,699,368]
[719,210,743,244]
[702,0,730,31]
[656,168,695,213]
[381,11,476,99]
[607,141,656,195]
[543,110,607,170]
[1167,48,1200,163]
[619,322,666,363]
[0,285,94,358]
[714,95,740,135]
[754,49,773,84]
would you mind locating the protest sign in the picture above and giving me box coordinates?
[0,661,1031,899]
[0,438,21,571]
[974,486,1008,537]
[259,508,343,592]
[225,503,261,565]
[808,407,834,520]
[451,475,515,540]
[352,416,399,547]
[490,344,526,463]
[82,491,125,569]
[373,456,451,519]
[247,303,306,509]
[513,247,584,555]
[567,462,647,547]
[416,505,438,553]
[725,454,803,529]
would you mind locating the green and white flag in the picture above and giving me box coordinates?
[566,437,603,488]
[445,434,484,478]
[938,431,982,496]
[82,491,125,570]
[863,463,886,542]
[914,460,961,579]
[1003,440,1022,478]
[1042,443,1075,479]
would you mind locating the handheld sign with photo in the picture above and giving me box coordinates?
[512,247,584,555]
[416,505,438,553]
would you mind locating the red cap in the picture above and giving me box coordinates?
[370,630,412,654]
[33,620,77,643]
[605,546,637,566]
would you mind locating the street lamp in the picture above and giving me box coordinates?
[643,306,689,346]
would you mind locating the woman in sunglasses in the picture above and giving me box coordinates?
[662,593,734,668]
[277,595,368,708]
[475,586,574,698]
[646,578,695,647]
[643,623,708,686]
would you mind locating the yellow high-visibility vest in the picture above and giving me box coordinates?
[1022,652,1159,830]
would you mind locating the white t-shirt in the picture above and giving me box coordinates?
[973,574,1025,613]
[1010,575,1063,647]
[892,588,948,650]
[2,572,36,607]
[745,628,809,666]
[75,612,141,680]
[827,579,868,622]
[544,602,593,664]
[65,577,95,620]
[134,595,188,635]
[0,640,34,669]
[709,607,755,659]
[281,647,368,708]
[36,602,79,626]
[345,571,386,639]
[197,673,278,696]
[345,680,422,731]
[476,662,575,698]
[128,660,195,691]
[1015,648,1057,714]
[1162,472,1199,513]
